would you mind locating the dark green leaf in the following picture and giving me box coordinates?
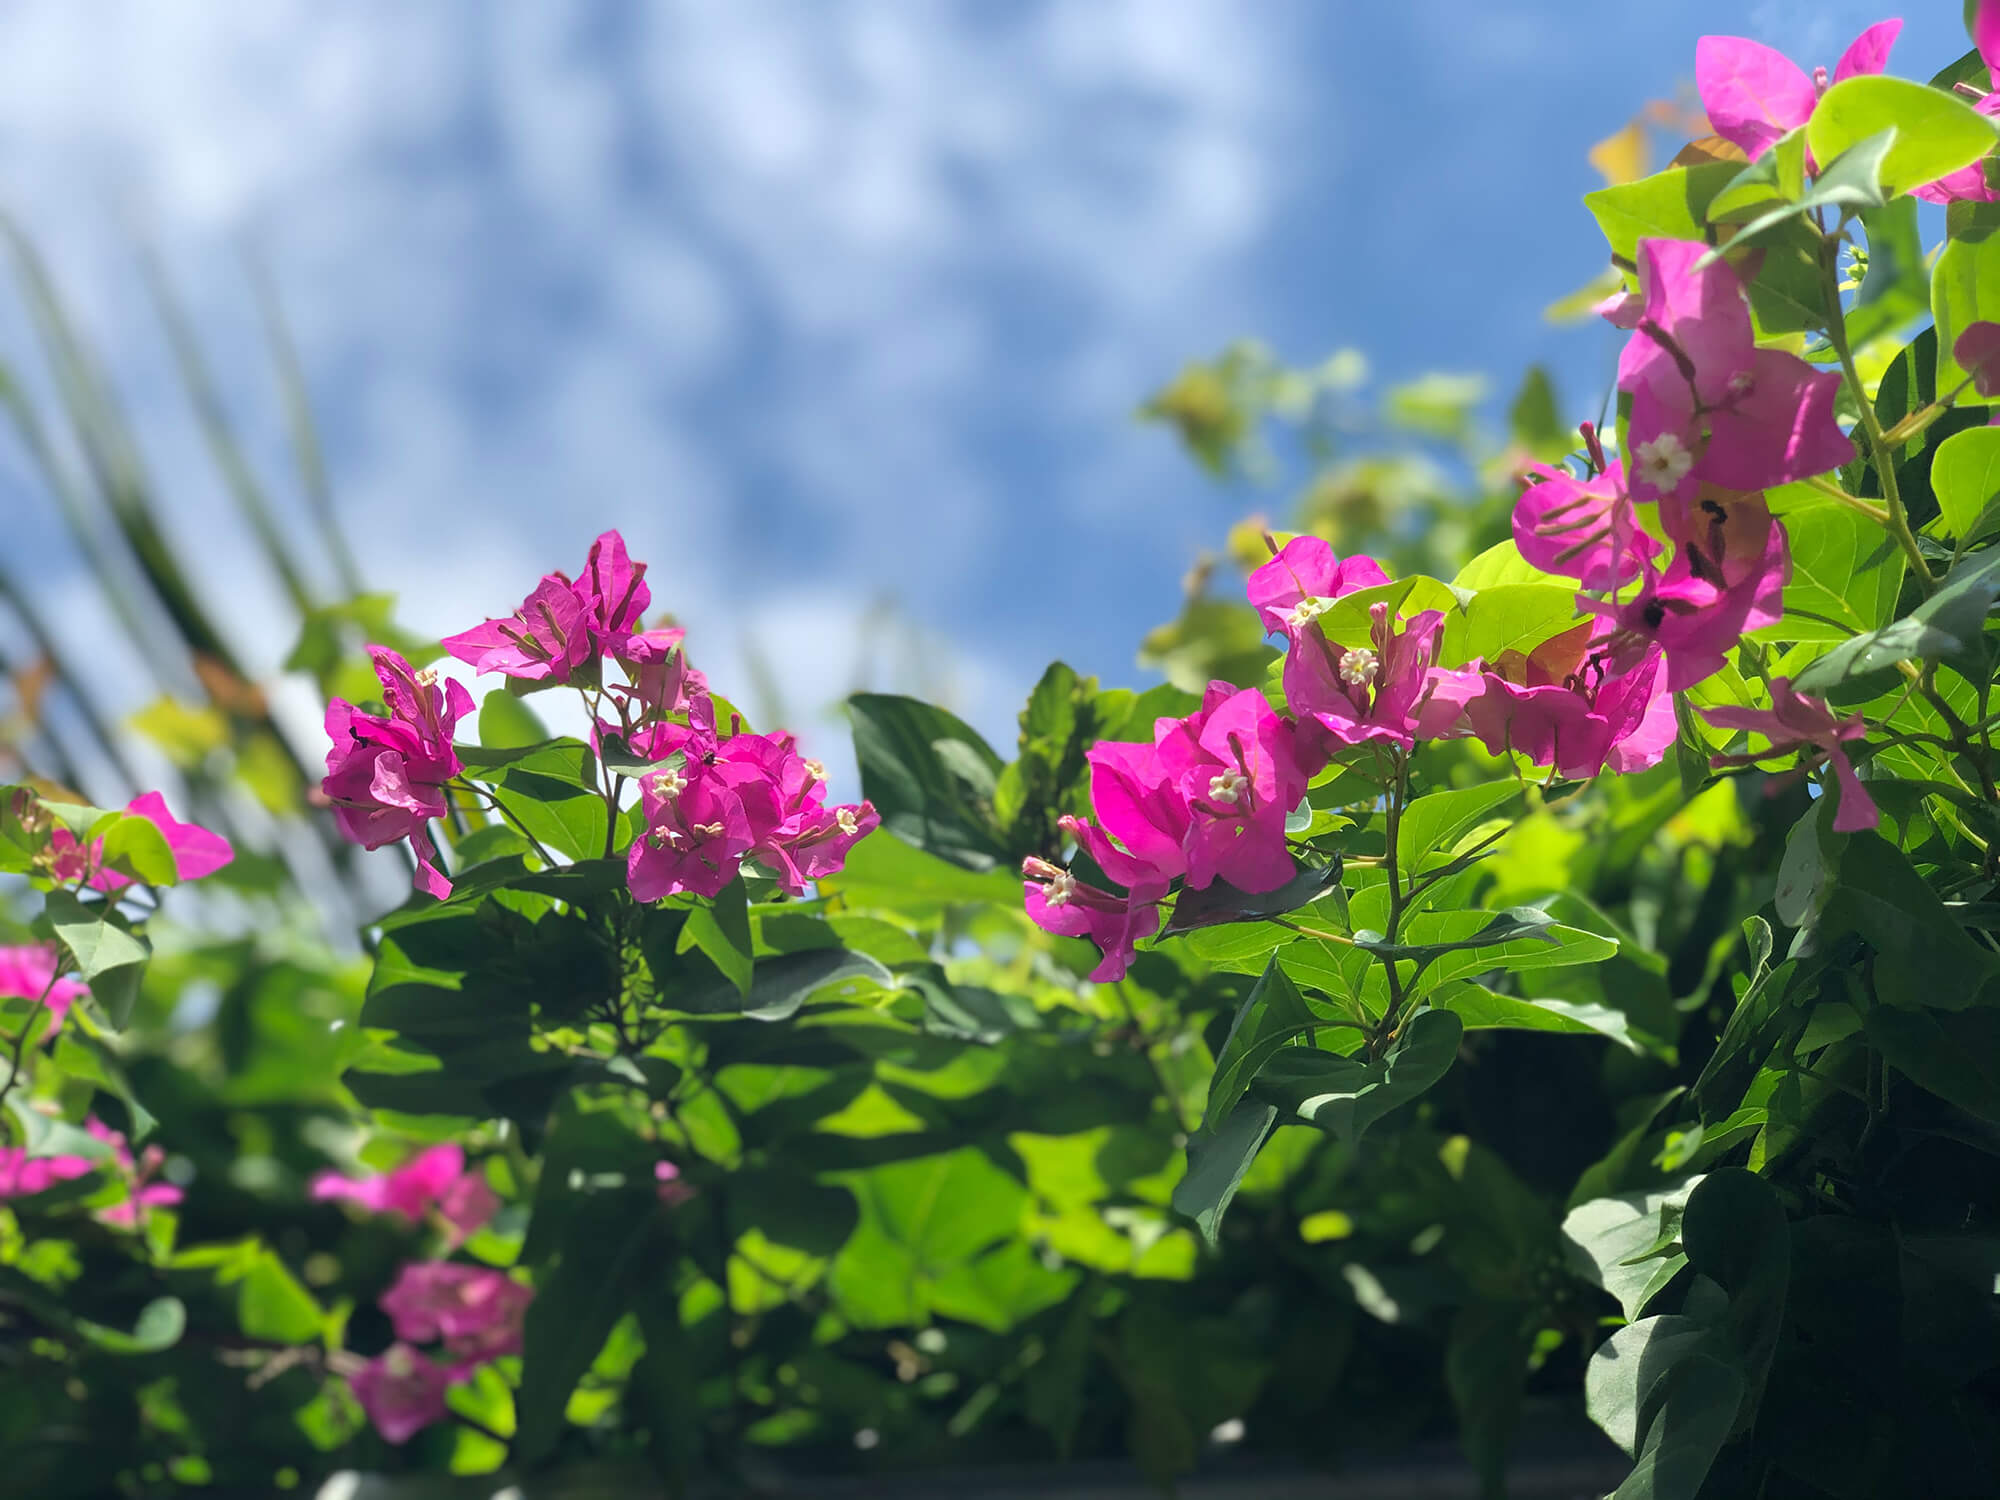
[1170,1097,1276,1248]
[848,694,1009,872]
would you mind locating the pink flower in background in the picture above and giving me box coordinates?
[321,647,472,900]
[1619,240,1853,511]
[0,945,86,1036]
[44,792,234,893]
[1704,678,1879,832]
[1245,536,1391,641]
[86,1117,183,1228]
[0,1147,93,1199]
[352,1344,454,1445]
[1464,620,1677,780]
[655,1160,697,1207]
[379,1262,533,1363]
[1155,684,1308,893]
[312,1143,496,1239]
[1695,21,1901,161]
[1915,3,2000,203]
[1021,851,1165,983]
[1513,461,1659,590]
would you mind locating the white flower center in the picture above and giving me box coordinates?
[835,806,859,835]
[803,759,826,784]
[414,667,439,687]
[650,766,688,799]
[385,1346,417,1379]
[1286,596,1328,629]
[1208,769,1249,805]
[1045,869,1078,906]
[1635,432,1694,491]
[1338,647,1380,687]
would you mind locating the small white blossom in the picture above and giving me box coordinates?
[1635,432,1694,491]
[1338,647,1379,687]
[1208,769,1249,805]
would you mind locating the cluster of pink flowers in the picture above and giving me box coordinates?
[42,790,234,892]
[351,1260,534,1445]
[0,945,88,1037]
[0,1114,183,1227]
[311,1142,499,1246]
[1023,179,1900,973]
[319,529,875,904]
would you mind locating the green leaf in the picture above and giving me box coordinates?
[1248,1006,1463,1143]
[1589,1326,1743,1500]
[1585,163,1741,261]
[1820,832,2000,1011]
[848,694,1009,872]
[517,1190,658,1464]
[827,1148,1028,1327]
[1397,783,1521,873]
[1445,1301,1535,1500]
[72,1296,186,1355]
[478,690,549,750]
[679,877,753,997]
[1807,76,1999,197]
[1453,539,1548,590]
[93,811,178,887]
[1562,1179,1705,1323]
[1681,1170,1789,1430]
[1438,982,1642,1053]
[42,889,150,1028]
[1928,425,2000,543]
[738,946,893,1022]
[1170,1097,1276,1248]
[479,739,609,862]
[1935,229,2000,406]
[1161,859,1342,935]
[1697,131,1891,267]
[1437,583,1580,669]
[1199,956,1322,1130]
[1766,499,1904,642]
[1791,547,2000,690]
[1864,1005,2000,1125]
[1704,130,1805,223]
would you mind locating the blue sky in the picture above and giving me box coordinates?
[0,0,1976,796]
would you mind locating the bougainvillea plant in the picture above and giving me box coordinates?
[5,9,2000,1500]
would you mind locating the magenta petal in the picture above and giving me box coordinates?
[1695,35,1817,160]
[1826,747,1881,833]
[1699,352,1854,492]
[1513,462,1656,588]
[1955,323,2000,399]
[1832,19,1901,82]
[1981,0,2000,75]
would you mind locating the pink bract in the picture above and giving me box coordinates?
[1464,620,1677,780]
[352,1344,455,1445]
[0,945,87,1037]
[1694,22,1900,162]
[312,1143,490,1232]
[321,647,472,900]
[1245,536,1391,641]
[1155,683,1308,894]
[379,1261,533,1363]
[1914,6,2000,204]
[1513,461,1658,590]
[1705,677,1879,832]
[1021,851,1166,983]
[0,1147,93,1199]
[1618,240,1852,510]
[46,792,235,894]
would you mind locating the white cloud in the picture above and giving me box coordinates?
[0,0,1304,781]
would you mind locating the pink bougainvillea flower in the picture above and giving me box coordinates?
[1153,683,1308,893]
[1283,602,1464,755]
[655,1160,697,1207]
[623,699,873,900]
[1082,738,1191,888]
[435,1169,501,1246]
[1245,536,1392,641]
[577,529,652,643]
[321,647,472,900]
[311,1142,489,1230]
[1581,490,1789,693]
[442,573,593,684]
[611,628,702,726]
[378,1262,533,1364]
[1695,21,1901,162]
[1021,850,1166,983]
[44,791,235,894]
[1703,677,1879,832]
[86,1117,183,1228]
[352,1343,455,1445]
[1513,461,1660,590]
[0,945,87,1037]
[0,1147,93,1199]
[1955,322,2000,399]
[1619,240,1853,512]
[1464,620,1678,780]
[1916,4,2000,203]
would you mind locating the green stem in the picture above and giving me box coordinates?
[1371,751,1411,1057]
[1818,231,1934,594]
